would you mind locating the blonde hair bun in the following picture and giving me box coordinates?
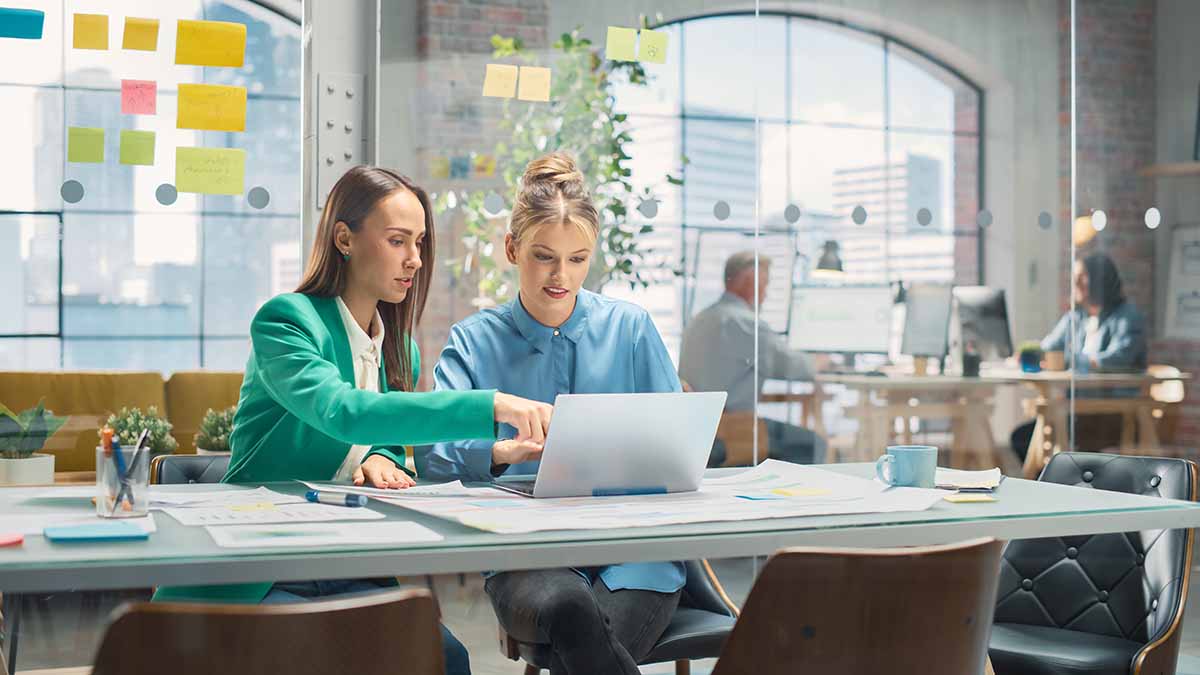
[509,152,600,244]
[521,152,586,191]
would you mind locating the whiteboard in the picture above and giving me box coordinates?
[788,286,893,353]
[1165,225,1200,338]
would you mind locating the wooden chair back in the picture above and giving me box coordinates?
[714,411,770,466]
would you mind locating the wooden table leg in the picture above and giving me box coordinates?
[1023,403,1049,479]
[1137,404,1162,455]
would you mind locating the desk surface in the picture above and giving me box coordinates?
[3,464,1199,593]
[816,370,1187,389]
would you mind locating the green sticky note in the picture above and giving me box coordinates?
[67,127,104,163]
[606,26,637,62]
[176,146,246,195]
[638,29,668,64]
[119,130,155,166]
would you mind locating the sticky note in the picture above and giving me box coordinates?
[482,63,518,98]
[120,79,156,115]
[177,83,247,132]
[229,503,276,511]
[474,154,496,178]
[771,487,832,497]
[449,156,470,179]
[67,127,104,163]
[638,29,668,64]
[175,19,246,67]
[119,130,155,166]
[72,13,108,50]
[944,493,996,503]
[0,7,44,39]
[605,26,637,61]
[176,147,246,195]
[517,66,551,102]
[122,17,159,51]
[429,156,449,179]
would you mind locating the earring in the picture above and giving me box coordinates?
[341,250,350,261]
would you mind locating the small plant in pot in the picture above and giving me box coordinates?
[195,406,235,455]
[0,400,68,485]
[1018,341,1044,373]
[101,407,178,456]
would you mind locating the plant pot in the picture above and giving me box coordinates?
[0,453,56,486]
[1019,351,1043,373]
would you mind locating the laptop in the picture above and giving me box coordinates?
[492,391,727,499]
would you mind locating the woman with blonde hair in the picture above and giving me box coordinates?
[428,152,683,674]
[154,166,555,675]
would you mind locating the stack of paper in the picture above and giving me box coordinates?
[935,468,1003,491]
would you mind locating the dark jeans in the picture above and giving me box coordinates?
[485,568,680,675]
[263,577,470,675]
[709,419,827,466]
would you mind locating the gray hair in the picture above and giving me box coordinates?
[724,251,770,285]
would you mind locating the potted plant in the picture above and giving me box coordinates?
[0,400,68,485]
[195,406,235,455]
[101,406,178,456]
[1018,341,1044,373]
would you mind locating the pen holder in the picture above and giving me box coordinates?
[96,446,149,518]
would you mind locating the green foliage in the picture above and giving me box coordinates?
[1018,341,1044,357]
[0,400,68,459]
[195,406,236,453]
[102,406,177,456]
[438,24,684,307]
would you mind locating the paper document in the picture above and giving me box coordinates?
[17,485,303,509]
[303,480,514,500]
[164,502,385,527]
[0,513,156,536]
[935,468,1003,490]
[206,521,443,549]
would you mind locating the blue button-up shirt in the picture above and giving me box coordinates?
[427,289,685,593]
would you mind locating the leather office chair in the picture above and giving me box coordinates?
[990,452,1197,675]
[501,559,739,675]
[92,588,441,675]
[150,452,231,485]
[711,538,1004,675]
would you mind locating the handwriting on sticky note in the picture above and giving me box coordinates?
[517,66,551,102]
[638,29,668,64]
[119,130,155,166]
[121,79,156,115]
[177,83,247,132]
[943,493,996,504]
[176,147,246,195]
[0,7,45,40]
[175,19,246,67]
[771,487,833,498]
[67,127,104,163]
[73,13,108,50]
[122,17,158,51]
[482,63,518,98]
[606,26,637,61]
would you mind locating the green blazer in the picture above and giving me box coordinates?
[154,293,496,604]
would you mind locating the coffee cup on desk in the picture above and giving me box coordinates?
[875,445,937,488]
[1044,351,1066,371]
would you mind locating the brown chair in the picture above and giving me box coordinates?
[711,538,1005,675]
[91,588,442,675]
[714,411,769,467]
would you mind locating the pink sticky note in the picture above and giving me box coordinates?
[121,79,156,115]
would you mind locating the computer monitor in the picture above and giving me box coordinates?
[788,286,893,354]
[902,284,953,357]
[951,286,1013,361]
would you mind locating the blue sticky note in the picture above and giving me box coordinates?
[0,7,45,40]
[44,521,149,542]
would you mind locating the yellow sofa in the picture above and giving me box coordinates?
[165,371,244,454]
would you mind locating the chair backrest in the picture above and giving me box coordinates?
[712,538,1003,675]
[715,411,769,467]
[151,453,232,485]
[164,371,244,454]
[680,559,740,617]
[994,452,1196,648]
[92,588,442,675]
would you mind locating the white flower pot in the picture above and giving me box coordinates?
[196,447,231,456]
[0,453,56,486]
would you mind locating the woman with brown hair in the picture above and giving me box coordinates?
[154,166,554,675]
[429,153,684,675]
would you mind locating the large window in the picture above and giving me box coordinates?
[0,0,301,372]
[607,13,982,350]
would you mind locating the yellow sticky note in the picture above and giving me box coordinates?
[606,26,637,61]
[944,493,996,503]
[72,14,108,50]
[177,83,247,132]
[638,29,669,64]
[771,487,832,498]
[122,17,159,51]
[517,66,551,102]
[175,19,246,67]
[429,156,450,179]
[67,127,104,163]
[473,154,496,178]
[229,502,276,511]
[482,63,518,98]
[176,147,246,195]
[119,130,155,166]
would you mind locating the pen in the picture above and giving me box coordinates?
[305,490,368,508]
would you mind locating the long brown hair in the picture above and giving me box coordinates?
[295,166,435,392]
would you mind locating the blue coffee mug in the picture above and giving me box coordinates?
[875,445,937,488]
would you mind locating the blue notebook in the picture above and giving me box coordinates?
[44,521,149,542]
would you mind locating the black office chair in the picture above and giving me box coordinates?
[150,453,231,485]
[990,452,1197,675]
[501,559,739,675]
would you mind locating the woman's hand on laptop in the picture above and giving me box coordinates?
[494,393,553,444]
[492,439,544,466]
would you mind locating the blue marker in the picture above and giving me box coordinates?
[305,490,368,508]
